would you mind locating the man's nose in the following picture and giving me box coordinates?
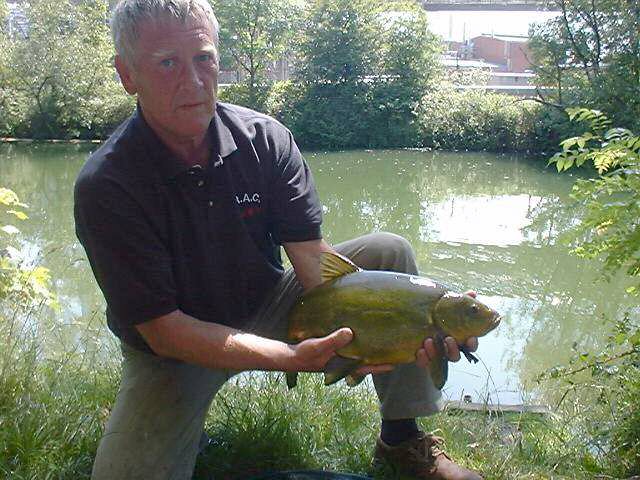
[182,62,203,88]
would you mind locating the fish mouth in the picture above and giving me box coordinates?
[484,313,501,334]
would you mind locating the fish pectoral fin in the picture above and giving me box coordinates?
[460,345,479,364]
[345,374,366,387]
[323,356,361,386]
[286,372,299,389]
[320,252,361,284]
[429,357,448,390]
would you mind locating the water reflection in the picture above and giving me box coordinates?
[0,144,633,405]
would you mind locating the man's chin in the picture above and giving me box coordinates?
[175,115,214,135]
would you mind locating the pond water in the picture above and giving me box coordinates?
[0,143,634,406]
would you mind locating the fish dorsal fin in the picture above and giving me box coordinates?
[320,251,361,283]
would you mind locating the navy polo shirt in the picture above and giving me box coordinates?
[74,102,323,352]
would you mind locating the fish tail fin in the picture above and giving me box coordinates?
[323,356,361,386]
[286,372,299,389]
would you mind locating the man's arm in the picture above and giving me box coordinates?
[283,238,335,290]
[135,309,354,372]
[134,238,344,371]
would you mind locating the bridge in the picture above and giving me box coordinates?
[421,0,554,11]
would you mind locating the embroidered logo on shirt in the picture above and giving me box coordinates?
[235,193,261,205]
[236,192,262,219]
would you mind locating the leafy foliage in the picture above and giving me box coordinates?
[274,0,443,149]
[0,188,55,310]
[4,0,133,139]
[542,110,640,477]
[529,0,640,131]
[213,0,301,111]
[416,87,572,153]
[550,108,640,294]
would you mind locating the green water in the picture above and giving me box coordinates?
[0,143,634,405]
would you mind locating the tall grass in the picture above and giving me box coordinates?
[0,311,119,480]
[194,372,598,480]
[0,322,622,480]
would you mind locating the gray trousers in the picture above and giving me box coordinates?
[91,232,441,480]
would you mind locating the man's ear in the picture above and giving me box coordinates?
[114,55,138,95]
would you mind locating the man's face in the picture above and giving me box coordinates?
[116,15,219,147]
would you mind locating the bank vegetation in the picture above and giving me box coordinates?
[2,0,637,153]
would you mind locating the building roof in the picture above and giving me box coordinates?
[475,34,529,43]
[441,58,503,69]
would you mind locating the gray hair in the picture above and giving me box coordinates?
[111,0,219,64]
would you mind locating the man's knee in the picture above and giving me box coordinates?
[365,232,413,258]
[345,232,418,274]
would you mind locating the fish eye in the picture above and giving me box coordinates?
[469,304,479,315]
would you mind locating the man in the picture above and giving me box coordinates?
[74,1,482,479]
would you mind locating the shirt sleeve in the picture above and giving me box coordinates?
[269,130,323,244]
[74,174,178,328]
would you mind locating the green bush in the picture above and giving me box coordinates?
[1,0,133,140]
[542,109,640,477]
[417,88,575,154]
[218,81,271,112]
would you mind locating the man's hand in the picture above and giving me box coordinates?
[290,327,353,372]
[415,290,481,369]
[291,327,394,375]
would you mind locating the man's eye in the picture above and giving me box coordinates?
[160,59,175,68]
[196,54,212,63]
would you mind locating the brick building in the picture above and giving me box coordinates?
[469,34,532,72]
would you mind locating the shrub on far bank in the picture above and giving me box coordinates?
[264,82,577,154]
[218,81,271,114]
[417,87,576,154]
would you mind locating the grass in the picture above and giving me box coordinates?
[1,324,635,480]
[194,372,596,480]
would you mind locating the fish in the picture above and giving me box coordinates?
[286,251,501,389]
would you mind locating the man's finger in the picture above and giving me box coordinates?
[423,337,438,361]
[415,347,430,368]
[464,290,477,298]
[323,327,354,351]
[465,336,479,352]
[443,336,461,362]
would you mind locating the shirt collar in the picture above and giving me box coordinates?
[213,104,238,159]
[130,103,238,183]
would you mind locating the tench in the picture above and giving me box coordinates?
[286,251,501,389]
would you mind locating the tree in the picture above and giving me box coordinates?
[8,0,131,139]
[212,0,301,109]
[0,0,16,136]
[290,0,377,148]
[287,0,442,149]
[529,0,640,131]
[366,1,442,147]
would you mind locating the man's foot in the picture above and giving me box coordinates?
[373,431,483,480]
